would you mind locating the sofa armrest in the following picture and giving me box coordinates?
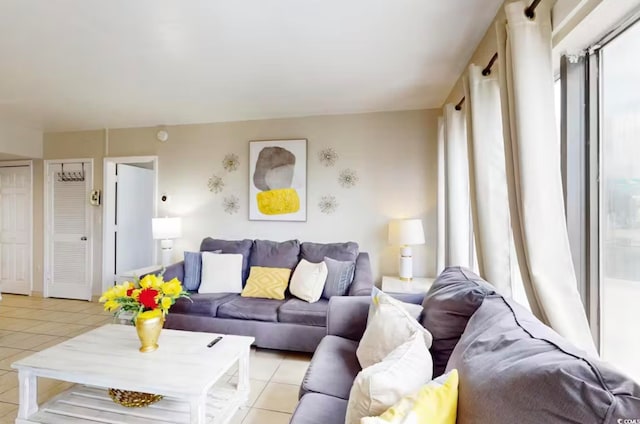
[327,296,371,341]
[140,261,185,283]
[348,253,373,296]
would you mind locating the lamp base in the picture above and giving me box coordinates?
[398,246,413,281]
[160,239,173,267]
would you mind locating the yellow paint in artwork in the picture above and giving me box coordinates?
[257,188,300,215]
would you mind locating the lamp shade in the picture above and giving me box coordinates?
[388,219,425,246]
[152,217,182,240]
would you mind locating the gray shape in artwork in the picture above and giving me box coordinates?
[253,146,296,191]
[265,165,295,190]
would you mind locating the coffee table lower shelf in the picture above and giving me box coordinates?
[16,384,247,424]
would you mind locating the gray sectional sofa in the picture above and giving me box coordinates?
[157,238,373,353]
[290,267,640,423]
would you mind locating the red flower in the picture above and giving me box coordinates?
[138,288,159,309]
[126,288,134,296]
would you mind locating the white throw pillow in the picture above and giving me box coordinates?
[198,252,243,294]
[345,332,433,424]
[357,300,433,369]
[289,259,328,303]
[367,287,423,323]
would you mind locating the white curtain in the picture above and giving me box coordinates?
[496,0,597,355]
[436,116,446,274]
[464,64,515,297]
[443,104,472,268]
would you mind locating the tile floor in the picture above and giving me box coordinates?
[0,294,311,424]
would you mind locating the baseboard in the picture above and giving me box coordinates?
[29,291,101,303]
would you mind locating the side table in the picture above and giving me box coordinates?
[381,275,435,294]
[115,264,162,284]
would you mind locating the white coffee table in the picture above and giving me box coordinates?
[11,324,254,424]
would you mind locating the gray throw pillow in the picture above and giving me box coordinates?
[321,257,355,299]
[421,267,495,377]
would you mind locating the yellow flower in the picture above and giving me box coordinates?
[131,289,141,301]
[140,274,153,288]
[161,297,173,310]
[112,284,128,298]
[103,300,119,312]
[138,309,162,320]
[161,278,183,296]
[99,287,116,303]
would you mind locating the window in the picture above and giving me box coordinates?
[599,19,640,381]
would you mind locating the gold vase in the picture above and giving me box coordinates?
[135,313,164,353]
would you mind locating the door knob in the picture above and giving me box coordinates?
[81,236,87,241]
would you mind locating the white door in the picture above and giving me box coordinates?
[0,166,31,295]
[115,164,154,273]
[46,162,92,300]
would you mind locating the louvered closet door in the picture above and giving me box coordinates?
[48,162,92,300]
[0,166,31,295]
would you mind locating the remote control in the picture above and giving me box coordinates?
[207,336,223,348]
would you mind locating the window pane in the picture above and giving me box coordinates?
[601,20,640,382]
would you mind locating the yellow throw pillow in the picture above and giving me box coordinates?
[361,370,459,424]
[241,266,291,300]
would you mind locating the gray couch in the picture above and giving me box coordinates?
[291,267,640,423]
[157,238,373,353]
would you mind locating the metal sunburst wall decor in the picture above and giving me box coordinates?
[223,195,240,214]
[208,174,225,194]
[222,153,240,172]
[338,168,359,188]
[318,148,339,167]
[318,195,338,214]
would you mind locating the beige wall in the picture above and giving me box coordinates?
[0,119,43,158]
[37,110,438,295]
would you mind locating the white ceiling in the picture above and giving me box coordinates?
[0,0,503,132]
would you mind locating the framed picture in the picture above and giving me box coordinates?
[249,139,307,221]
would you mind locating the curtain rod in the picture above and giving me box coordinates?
[454,0,540,111]
[454,52,499,110]
[525,0,543,19]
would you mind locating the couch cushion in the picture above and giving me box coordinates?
[216,296,286,322]
[301,242,359,263]
[199,238,253,283]
[278,298,329,327]
[448,295,640,424]
[421,266,495,376]
[250,239,300,270]
[301,335,361,400]
[290,393,348,424]
[170,293,237,316]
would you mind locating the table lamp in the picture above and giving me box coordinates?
[152,217,182,267]
[388,219,425,281]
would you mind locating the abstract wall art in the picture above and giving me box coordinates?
[249,139,307,221]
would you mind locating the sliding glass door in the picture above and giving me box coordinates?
[600,19,640,381]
